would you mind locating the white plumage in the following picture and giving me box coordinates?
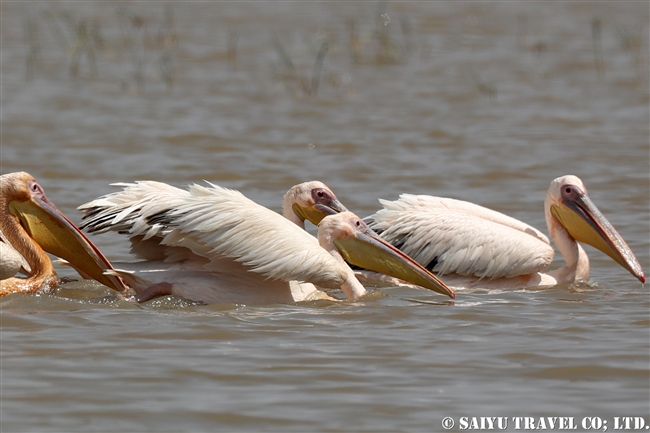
[79,181,454,304]
[0,230,28,280]
[80,181,345,302]
[366,175,644,289]
[370,194,553,279]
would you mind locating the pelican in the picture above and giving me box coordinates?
[78,180,455,304]
[0,172,128,297]
[365,175,645,290]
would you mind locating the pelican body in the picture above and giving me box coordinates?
[365,175,645,290]
[0,230,29,279]
[0,172,127,296]
[79,180,454,304]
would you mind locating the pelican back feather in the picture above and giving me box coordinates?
[366,194,554,279]
[80,181,348,288]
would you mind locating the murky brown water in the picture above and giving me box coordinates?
[1,2,649,432]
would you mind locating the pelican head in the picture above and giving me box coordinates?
[546,175,645,283]
[321,212,455,298]
[284,181,348,227]
[1,172,127,291]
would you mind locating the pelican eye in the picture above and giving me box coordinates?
[560,184,583,201]
[28,180,46,197]
[311,188,335,204]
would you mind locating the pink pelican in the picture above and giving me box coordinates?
[365,175,645,290]
[78,180,454,304]
[0,172,128,296]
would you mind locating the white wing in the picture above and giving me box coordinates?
[79,181,348,289]
[105,262,330,305]
[366,194,554,279]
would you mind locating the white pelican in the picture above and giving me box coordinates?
[365,175,645,290]
[0,172,128,296]
[78,180,455,304]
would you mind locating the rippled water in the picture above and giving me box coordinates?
[1,2,649,432]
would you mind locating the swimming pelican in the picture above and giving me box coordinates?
[0,172,128,297]
[365,175,645,290]
[79,180,455,304]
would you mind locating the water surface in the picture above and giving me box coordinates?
[1,2,648,432]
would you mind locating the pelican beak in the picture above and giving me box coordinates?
[292,199,349,226]
[551,194,645,283]
[334,227,456,299]
[8,182,128,292]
